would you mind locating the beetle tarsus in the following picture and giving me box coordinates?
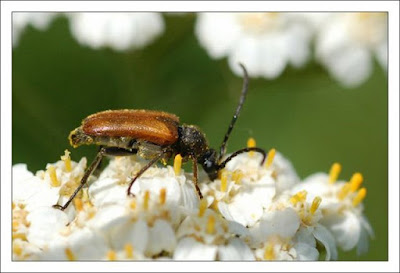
[52,204,66,211]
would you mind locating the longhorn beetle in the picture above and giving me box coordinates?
[53,64,266,210]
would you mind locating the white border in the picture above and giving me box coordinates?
[1,1,399,272]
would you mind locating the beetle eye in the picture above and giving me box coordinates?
[204,160,213,169]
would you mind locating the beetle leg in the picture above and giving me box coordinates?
[127,152,165,197]
[53,147,107,211]
[192,157,203,199]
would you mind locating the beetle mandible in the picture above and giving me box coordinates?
[53,64,266,210]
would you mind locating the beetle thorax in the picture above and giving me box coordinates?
[177,125,209,159]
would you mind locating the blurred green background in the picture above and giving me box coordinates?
[12,14,387,261]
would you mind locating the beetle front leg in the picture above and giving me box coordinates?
[53,147,107,211]
[192,157,203,199]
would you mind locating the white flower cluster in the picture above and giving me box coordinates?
[196,12,387,87]
[13,12,386,87]
[12,145,373,261]
[12,12,164,51]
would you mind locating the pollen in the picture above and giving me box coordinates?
[232,170,243,184]
[159,188,167,205]
[206,215,216,234]
[107,250,117,261]
[290,190,307,205]
[265,148,276,168]
[198,198,208,217]
[247,137,256,156]
[310,196,322,215]
[264,244,275,260]
[74,198,83,212]
[352,187,367,207]
[65,248,76,261]
[61,149,72,172]
[174,154,182,176]
[220,170,228,192]
[349,173,363,192]
[337,183,351,200]
[143,191,150,210]
[329,162,341,184]
[130,200,137,210]
[48,166,60,187]
[124,244,134,259]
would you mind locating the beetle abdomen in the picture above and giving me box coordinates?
[80,109,179,146]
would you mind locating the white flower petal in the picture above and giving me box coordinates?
[218,238,254,260]
[218,191,264,227]
[89,177,126,207]
[293,242,319,260]
[173,237,218,260]
[68,13,164,51]
[109,218,149,254]
[312,224,337,261]
[321,210,361,251]
[27,207,69,248]
[259,208,300,239]
[195,13,240,58]
[146,219,177,256]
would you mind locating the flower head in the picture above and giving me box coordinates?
[314,13,387,87]
[195,13,313,79]
[68,13,165,51]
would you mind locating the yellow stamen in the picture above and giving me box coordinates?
[232,170,243,184]
[265,148,276,168]
[264,244,275,260]
[337,183,351,200]
[247,137,256,156]
[329,163,341,184]
[13,243,23,256]
[18,203,26,209]
[174,154,182,176]
[48,166,60,187]
[65,248,75,261]
[61,149,72,172]
[107,250,117,261]
[198,199,208,217]
[12,233,27,241]
[124,244,134,259]
[206,215,216,234]
[12,220,19,231]
[143,191,150,210]
[130,200,137,210]
[74,198,83,211]
[12,202,16,210]
[220,170,228,192]
[349,173,363,192]
[159,188,166,205]
[352,188,367,206]
[290,190,307,205]
[210,199,219,212]
[310,196,322,215]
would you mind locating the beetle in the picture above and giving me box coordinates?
[53,64,266,211]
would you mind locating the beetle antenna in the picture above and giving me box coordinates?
[218,63,249,162]
[217,147,266,171]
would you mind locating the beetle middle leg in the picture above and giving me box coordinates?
[126,152,166,197]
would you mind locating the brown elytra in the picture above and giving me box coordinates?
[81,109,180,146]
